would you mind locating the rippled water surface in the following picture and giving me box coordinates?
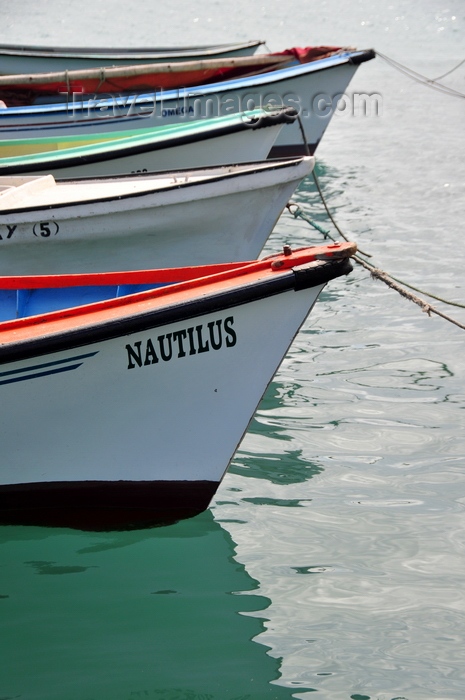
[1,1,464,698]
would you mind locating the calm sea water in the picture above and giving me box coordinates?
[1,2,464,699]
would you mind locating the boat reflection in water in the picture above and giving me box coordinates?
[0,511,298,699]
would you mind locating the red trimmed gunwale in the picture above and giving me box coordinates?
[0,243,356,344]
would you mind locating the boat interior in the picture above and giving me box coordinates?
[0,259,250,322]
[0,284,168,321]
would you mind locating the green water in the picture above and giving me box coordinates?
[1,0,465,698]
[1,513,293,699]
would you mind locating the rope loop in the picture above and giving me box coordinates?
[286,201,331,238]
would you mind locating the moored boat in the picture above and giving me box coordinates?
[0,156,314,274]
[0,46,346,105]
[0,242,355,530]
[0,49,376,156]
[0,39,265,73]
[0,108,296,176]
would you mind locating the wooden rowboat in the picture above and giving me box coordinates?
[0,49,375,157]
[0,156,314,275]
[0,108,296,176]
[0,47,345,106]
[0,40,265,73]
[0,242,355,530]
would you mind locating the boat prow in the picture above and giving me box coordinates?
[0,243,356,530]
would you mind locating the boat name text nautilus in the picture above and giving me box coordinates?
[126,316,237,369]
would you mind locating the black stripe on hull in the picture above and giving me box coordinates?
[268,142,318,158]
[0,480,219,530]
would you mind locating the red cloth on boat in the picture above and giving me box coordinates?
[275,46,343,63]
[0,46,345,106]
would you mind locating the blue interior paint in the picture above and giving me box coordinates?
[0,282,170,321]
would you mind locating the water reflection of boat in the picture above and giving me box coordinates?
[0,511,295,699]
[229,378,325,484]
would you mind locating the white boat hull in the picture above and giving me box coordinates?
[0,40,264,73]
[0,157,313,274]
[0,120,284,177]
[0,50,375,155]
[0,290,319,485]
[0,247,354,529]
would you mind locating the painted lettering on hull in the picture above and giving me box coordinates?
[161,106,194,117]
[0,221,60,241]
[126,316,237,369]
[0,224,17,240]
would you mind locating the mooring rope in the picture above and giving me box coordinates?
[375,50,465,99]
[288,166,465,330]
[309,171,372,257]
[353,256,465,330]
[433,57,465,81]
